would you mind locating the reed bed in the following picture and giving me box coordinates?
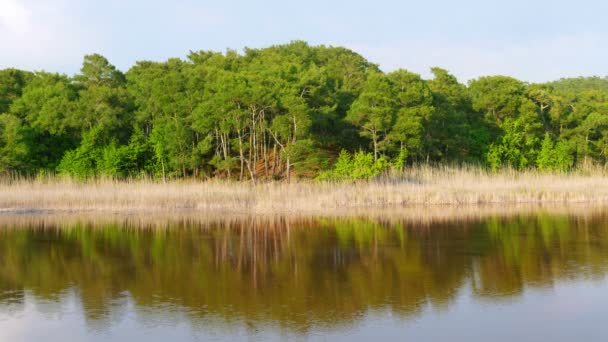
[2,166,608,214]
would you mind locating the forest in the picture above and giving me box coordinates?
[1,41,608,182]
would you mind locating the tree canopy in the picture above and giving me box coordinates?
[1,41,607,179]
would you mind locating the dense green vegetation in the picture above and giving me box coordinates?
[2,41,608,181]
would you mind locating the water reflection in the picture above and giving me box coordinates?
[1,213,608,340]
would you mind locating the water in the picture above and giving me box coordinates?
[1,213,608,341]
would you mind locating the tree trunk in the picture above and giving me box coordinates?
[251,107,257,181]
[286,157,291,184]
[244,159,256,185]
[221,132,231,178]
[372,132,378,161]
[237,129,245,181]
[263,130,269,178]
[272,144,277,177]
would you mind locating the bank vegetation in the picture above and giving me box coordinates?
[2,166,608,214]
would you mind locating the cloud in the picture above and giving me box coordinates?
[0,0,31,34]
[348,34,608,83]
[0,0,229,73]
[0,0,94,72]
[1,0,606,83]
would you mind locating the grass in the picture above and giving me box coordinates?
[2,166,608,214]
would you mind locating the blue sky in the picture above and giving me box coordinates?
[0,0,606,82]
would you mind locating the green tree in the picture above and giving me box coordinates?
[346,72,395,161]
[387,70,433,160]
[4,43,608,178]
[8,72,79,170]
[537,133,574,171]
[0,114,30,174]
[75,54,126,88]
[469,76,525,124]
[0,69,32,114]
[428,68,487,162]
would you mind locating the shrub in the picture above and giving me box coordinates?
[537,133,574,171]
[317,150,390,181]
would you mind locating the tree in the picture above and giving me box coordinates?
[346,72,395,161]
[469,76,525,124]
[75,54,126,88]
[3,43,608,179]
[0,114,30,174]
[485,99,543,169]
[428,68,487,162]
[386,70,433,160]
[0,69,32,114]
[317,150,389,181]
[8,72,79,170]
[537,133,574,171]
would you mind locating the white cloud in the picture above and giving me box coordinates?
[0,0,31,34]
[0,0,227,73]
[1,0,606,83]
[0,0,94,72]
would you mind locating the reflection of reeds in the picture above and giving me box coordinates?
[0,203,607,229]
[2,166,608,214]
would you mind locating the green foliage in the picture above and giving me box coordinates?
[75,54,126,88]
[318,150,390,181]
[0,114,30,174]
[286,140,330,176]
[0,69,32,114]
[424,68,490,162]
[486,114,541,170]
[328,150,353,180]
[56,149,96,179]
[346,72,395,161]
[56,128,102,178]
[98,144,136,178]
[537,133,574,171]
[57,126,152,178]
[387,70,431,159]
[392,148,408,170]
[546,76,608,93]
[469,76,525,123]
[2,42,608,179]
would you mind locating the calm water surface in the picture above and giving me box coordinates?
[1,213,608,341]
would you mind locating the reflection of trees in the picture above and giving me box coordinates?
[471,215,608,298]
[0,214,608,332]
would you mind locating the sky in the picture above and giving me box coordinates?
[0,0,607,83]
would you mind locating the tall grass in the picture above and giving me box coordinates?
[2,166,608,214]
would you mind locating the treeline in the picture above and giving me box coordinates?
[1,41,608,181]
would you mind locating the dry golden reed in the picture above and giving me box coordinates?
[1,166,608,214]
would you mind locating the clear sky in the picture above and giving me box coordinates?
[1,0,606,83]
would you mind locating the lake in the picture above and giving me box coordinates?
[1,212,608,341]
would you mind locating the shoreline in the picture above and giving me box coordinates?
[1,202,608,228]
[3,176,608,210]
[3,167,608,220]
[1,199,607,214]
